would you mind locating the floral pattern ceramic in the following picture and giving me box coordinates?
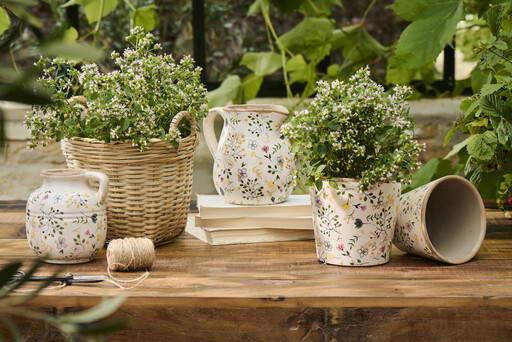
[26,169,108,264]
[393,175,486,264]
[393,183,434,259]
[203,105,295,205]
[311,179,400,266]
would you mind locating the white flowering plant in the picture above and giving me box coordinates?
[25,27,208,150]
[282,66,425,190]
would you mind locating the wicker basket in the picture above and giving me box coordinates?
[60,111,198,246]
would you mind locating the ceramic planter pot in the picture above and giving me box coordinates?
[311,179,401,266]
[26,169,108,264]
[394,175,486,264]
[203,104,295,205]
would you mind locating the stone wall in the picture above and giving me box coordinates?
[0,98,466,200]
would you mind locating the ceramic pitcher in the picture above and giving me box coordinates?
[203,104,295,205]
[26,169,108,264]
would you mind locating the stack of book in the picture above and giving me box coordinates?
[186,194,314,245]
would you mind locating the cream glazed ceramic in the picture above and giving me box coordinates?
[203,104,295,205]
[311,179,401,266]
[394,175,486,264]
[26,169,108,264]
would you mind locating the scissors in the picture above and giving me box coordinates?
[10,270,108,286]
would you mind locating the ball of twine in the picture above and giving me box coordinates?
[107,237,155,272]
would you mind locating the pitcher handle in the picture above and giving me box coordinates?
[203,107,224,157]
[85,171,109,203]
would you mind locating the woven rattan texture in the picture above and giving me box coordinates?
[60,111,198,246]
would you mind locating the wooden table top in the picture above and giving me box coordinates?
[1,200,512,309]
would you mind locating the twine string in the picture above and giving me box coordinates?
[9,237,155,291]
[105,237,155,289]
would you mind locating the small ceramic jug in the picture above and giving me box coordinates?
[26,169,108,264]
[203,104,295,205]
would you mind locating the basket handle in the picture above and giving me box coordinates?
[169,110,197,140]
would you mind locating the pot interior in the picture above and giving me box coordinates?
[425,177,485,263]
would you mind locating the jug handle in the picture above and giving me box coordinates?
[85,171,109,203]
[203,107,224,157]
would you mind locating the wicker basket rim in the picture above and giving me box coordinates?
[64,135,196,149]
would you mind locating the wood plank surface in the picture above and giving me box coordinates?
[1,202,512,341]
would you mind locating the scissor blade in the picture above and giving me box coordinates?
[68,275,108,284]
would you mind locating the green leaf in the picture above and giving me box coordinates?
[464,156,473,175]
[390,0,464,69]
[470,66,486,93]
[242,73,263,102]
[3,1,41,27]
[467,131,498,161]
[279,17,335,61]
[443,122,459,147]
[316,143,327,158]
[497,119,512,145]
[0,261,21,288]
[316,164,327,173]
[0,7,11,36]
[480,93,502,120]
[207,75,242,108]
[247,0,269,16]
[475,169,502,199]
[61,294,127,324]
[240,52,282,77]
[486,3,504,36]
[327,64,340,78]
[402,158,456,193]
[63,27,78,41]
[39,41,104,60]
[387,0,431,21]
[332,25,387,77]
[386,63,417,85]
[121,116,130,131]
[286,55,308,84]
[492,39,507,50]
[315,179,323,191]
[444,137,469,158]
[469,165,483,186]
[62,0,119,24]
[480,83,504,97]
[130,5,159,31]
[300,0,342,16]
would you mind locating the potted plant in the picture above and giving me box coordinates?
[444,4,512,216]
[282,66,424,266]
[25,27,208,245]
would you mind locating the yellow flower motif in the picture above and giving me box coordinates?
[251,151,256,157]
[30,230,35,238]
[341,203,350,210]
[97,233,102,241]
[267,181,275,189]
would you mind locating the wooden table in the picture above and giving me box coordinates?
[1,200,512,341]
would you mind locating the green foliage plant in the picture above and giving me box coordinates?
[25,27,208,151]
[282,66,425,191]
[0,260,127,340]
[444,3,512,210]
[208,0,390,107]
